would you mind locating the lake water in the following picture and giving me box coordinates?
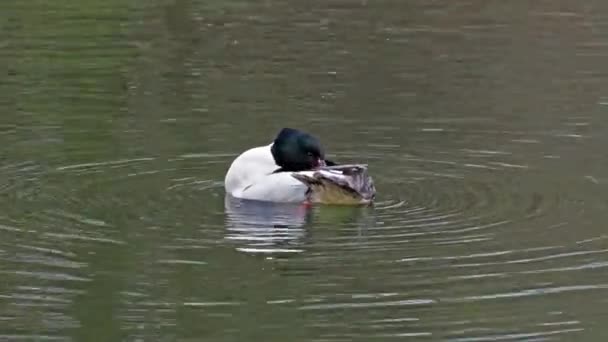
[2,0,608,340]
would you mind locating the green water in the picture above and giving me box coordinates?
[2,0,608,340]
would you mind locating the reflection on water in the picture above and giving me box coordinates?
[225,196,377,255]
[224,196,312,254]
[2,0,608,340]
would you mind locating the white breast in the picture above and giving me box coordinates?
[224,144,309,203]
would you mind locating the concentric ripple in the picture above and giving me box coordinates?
[2,126,605,341]
[256,112,605,340]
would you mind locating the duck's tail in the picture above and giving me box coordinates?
[291,165,375,205]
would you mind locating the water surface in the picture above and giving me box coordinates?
[2,0,608,340]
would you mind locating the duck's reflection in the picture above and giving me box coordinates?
[224,196,313,254]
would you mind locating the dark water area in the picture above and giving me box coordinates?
[2,0,608,340]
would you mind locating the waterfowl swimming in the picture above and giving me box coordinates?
[224,128,375,205]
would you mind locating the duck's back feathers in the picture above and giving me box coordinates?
[292,165,375,205]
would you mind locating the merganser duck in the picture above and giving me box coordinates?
[224,128,375,205]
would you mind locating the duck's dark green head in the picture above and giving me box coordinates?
[271,128,333,172]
